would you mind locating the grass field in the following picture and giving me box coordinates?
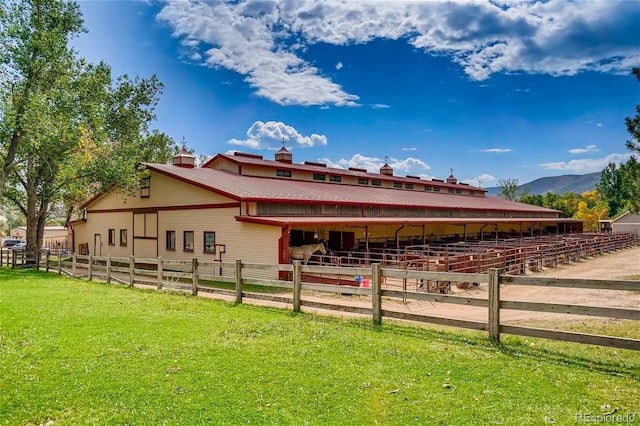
[1,268,639,425]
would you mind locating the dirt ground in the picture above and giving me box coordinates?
[196,246,640,325]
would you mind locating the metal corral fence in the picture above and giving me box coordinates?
[3,246,638,351]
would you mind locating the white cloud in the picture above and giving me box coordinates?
[539,153,631,173]
[462,174,496,186]
[402,147,417,151]
[335,62,343,70]
[568,144,598,154]
[482,148,511,153]
[319,154,430,175]
[228,121,328,149]
[157,0,640,106]
[371,104,390,109]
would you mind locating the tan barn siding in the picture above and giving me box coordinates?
[156,208,280,266]
[73,212,132,257]
[88,171,234,211]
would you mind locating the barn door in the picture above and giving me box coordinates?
[94,234,102,256]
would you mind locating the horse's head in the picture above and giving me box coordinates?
[318,240,328,255]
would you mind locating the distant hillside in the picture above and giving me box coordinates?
[485,172,601,196]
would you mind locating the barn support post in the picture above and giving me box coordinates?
[488,268,501,344]
[235,259,243,304]
[192,258,199,296]
[157,257,163,290]
[106,255,111,284]
[129,255,135,287]
[293,260,302,313]
[88,255,93,281]
[372,263,382,325]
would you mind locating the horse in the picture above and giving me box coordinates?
[289,241,327,264]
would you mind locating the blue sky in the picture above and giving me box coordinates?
[73,0,640,187]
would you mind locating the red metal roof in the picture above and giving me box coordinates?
[146,163,560,215]
[202,152,487,192]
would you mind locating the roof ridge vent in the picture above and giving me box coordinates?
[348,167,367,173]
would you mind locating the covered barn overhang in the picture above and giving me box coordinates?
[235,216,582,227]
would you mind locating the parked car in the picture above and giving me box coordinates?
[2,239,26,248]
[10,241,27,251]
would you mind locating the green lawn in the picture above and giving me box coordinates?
[1,268,639,425]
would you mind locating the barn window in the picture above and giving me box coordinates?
[276,169,292,177]
[313,173,326,181]
[108,229,115,245]
[393,182,402,188]
[120,229,127,246]
[166,231,175,251]
[358,178,368,185]
[456,189,462,194]
[433,187,441,192]
[140,177,150,198]
[425,186,432,191]
[405,183,414,189]
[184,231,194,252]
[329,175,342,182]
[448,189,455,194]
[204,232,216,254]
[469,190,475,196]
[372,180,381,186]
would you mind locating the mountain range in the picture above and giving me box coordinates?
[485,172,601,196]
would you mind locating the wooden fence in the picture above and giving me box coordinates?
[3,249,639,351]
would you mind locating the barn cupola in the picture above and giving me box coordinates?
[446,168,457,184]
[380,163,393,176]
[173,144,196,168]
[275,146,293,164]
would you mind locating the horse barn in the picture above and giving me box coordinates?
[70,147,634,289]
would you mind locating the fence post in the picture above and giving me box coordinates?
[372,263,382,325]
[129,255,135,287]
[57,252,62,275]
[45,251,50,272]
[235,259,243,304]
[11,250,16,268]
[106,255,111,284]
[72,253,76,277]
[88,254,93,281]
[157,257,163,290]
[488,268,501,344]
[293,260,302,313]
[192,258,199,296]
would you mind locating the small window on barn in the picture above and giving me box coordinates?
[330,175,342,182]
[448,189,455,194]
[204,232,216,254]
[372,180,381,186]
[425,185,432,191]
[166,231,175,251]
[140,177,150,198]
[433,187,441,192]
[393,182,403,189]
[469,190,475,196]
[108,229,115,245]
[184,231,194,252]
[276,169,292,178]
[405,183,414,189]
[358,178,368,185]
[456,189,462,194]
[120,229,127,247]
[313,174,326,181]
